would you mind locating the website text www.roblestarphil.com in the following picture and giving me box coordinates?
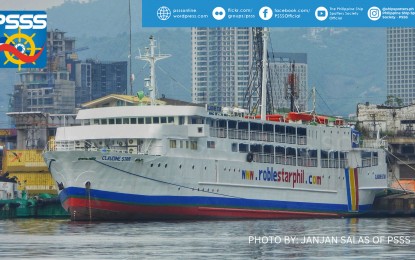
[248,235,411,245]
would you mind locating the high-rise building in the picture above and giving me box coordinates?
[12,29,75,114]
[191,28,255,108]
[68,60,92,107]
[87,59,128,101]
[270,52,308,111]
[387,28,415,106]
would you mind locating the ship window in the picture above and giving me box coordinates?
[116,118,122,124]
[109,118,115,125]
[130,118,137,124]
[138,118,144,124]
[198,127,203,133]
[186,141,189,149]
[190,116,204,124]
[321,150,329,168]
[362,151,372,167]
[373,152,378,166]
[340,152,348,168]
[168,117,174,123]
[160,117,167,124]
[232,143,238,152]
[153,117,160,124]
[239,143,248,152]
[180,140,184,148]
[286,147,296,166]
[169,140,177,148]
[145,117,151,124]
[123,118,129,124]
[179,116,185,125]
[329,151,339,168]
[190,141,198,150]
[83,120,90,126]
[93,119,100,125]
[207,141,215,149]
[101,119,107,125]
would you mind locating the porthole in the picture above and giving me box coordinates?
[158,163,161,167]
[165,164,168,168]
[150,163,153,167]
[192,165,195,170]
[179,164,182,169]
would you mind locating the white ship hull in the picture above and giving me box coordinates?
[44,150,387,220]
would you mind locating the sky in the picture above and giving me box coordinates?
[0,0,88,10]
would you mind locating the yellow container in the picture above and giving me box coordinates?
[2,150,48,172]
[8,172,57,195]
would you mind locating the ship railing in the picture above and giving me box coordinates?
[275,134,285,143]
[339,159,349,168]
[228,129,249,140]
[250,131,274,142]
[297,157,318,167]
[46,140,152,154]
[275,154,284,164]
[209,127,227,138]
[285,155,296,166]
[329,159,339,168]
[297,136,307,145]
[361,139,388,149]
[321,159,329,168]
[286,135,296,144]
[253,153,274,164]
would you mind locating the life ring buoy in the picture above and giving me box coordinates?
[247,152,254,163]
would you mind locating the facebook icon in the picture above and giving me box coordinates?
[259,6,273,20]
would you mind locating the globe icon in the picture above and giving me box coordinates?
[157,6,171,21]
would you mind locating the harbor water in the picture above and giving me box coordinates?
[0,217,414,259]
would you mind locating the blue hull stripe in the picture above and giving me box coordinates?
[61,187,372,213]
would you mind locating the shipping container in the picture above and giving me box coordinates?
[2,150,48,172]
[8,172,57,195]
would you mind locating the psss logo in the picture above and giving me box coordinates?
[0,11,47,70]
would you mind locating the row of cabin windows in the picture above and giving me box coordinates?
[83,117,176,126]
[82,116,203,126]
[169,140,198,150]
[230,144,378,168]
[209,121,307,145]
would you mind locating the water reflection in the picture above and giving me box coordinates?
[0,218,414,259]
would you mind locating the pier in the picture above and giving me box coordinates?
[369,193,415,216]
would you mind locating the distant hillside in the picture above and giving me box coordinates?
[47,0,145,37]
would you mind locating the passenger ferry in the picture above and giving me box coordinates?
[43,33,388,221]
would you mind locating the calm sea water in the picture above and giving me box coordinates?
[0,217,414,259]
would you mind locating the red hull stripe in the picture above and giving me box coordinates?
[64,197,341,220]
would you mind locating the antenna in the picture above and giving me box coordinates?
[260,28,269,121]
[128,0,134,95]
[136,36,171,105]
